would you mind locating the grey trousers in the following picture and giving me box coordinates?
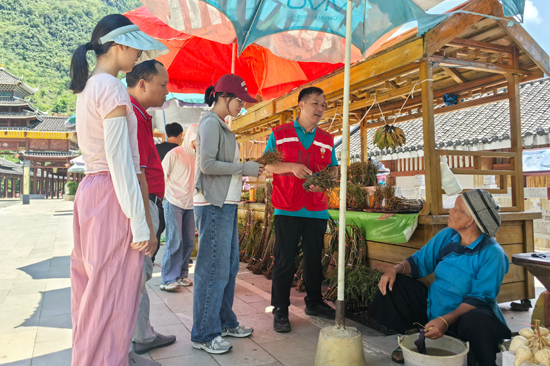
[132,200,160,344]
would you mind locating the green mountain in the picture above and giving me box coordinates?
[0,0,142,115]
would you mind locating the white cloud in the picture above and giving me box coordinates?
[524,0,542,24]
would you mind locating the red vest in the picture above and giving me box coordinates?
[272,123,333,211]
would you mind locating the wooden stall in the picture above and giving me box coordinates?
[234,0,547,303]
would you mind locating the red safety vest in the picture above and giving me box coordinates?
[271,123,333,211]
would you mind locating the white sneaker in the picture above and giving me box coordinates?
[192,335,232,354]
[177,278,193,287]
[160,282,180,292]
[222,324,253,338]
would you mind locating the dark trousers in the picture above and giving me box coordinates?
[271,215,327,308]
[149,195,165,263]
[367,275,511,366]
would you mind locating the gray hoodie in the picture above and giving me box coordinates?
[194,111,259,207]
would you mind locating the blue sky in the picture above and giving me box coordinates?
[431,0,550,54]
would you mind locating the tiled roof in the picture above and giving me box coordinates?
[336,77,550,160]
[0,158,23,176]
[0,111,36,119]
[22,150,78,158]
[33,116,73,132]
[0,68,37,96]
[0,115,74,132]
[0,97,30,106]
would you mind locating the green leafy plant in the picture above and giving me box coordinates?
[65,181,78,195]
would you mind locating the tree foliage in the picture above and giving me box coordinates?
[0,0,141,115]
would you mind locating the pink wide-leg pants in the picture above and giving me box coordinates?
[71,172,144,366]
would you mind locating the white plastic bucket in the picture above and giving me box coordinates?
[398,334,469,366]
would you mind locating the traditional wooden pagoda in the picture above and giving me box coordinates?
[0,64,79,198]
[233,0,547,304]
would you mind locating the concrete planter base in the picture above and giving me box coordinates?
[64,195,75,201]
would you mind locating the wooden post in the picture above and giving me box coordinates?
[11,178,15,198]
[42,168,47,195]
[360,120,367,162]
[506,72,525,211]
[57,175,61,198]
[32,168,37,194]
[420,62,440,215]
[4,177,8,198]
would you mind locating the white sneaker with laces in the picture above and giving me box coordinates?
[192,335,232,354]
[160,282,180,292]
[177,277,193,287]
[222,324,253,338]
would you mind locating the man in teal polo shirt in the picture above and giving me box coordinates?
[264,87,338,333]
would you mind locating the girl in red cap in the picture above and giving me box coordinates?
[191,74,265,354]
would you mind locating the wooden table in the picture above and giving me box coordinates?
[512,252,550,291]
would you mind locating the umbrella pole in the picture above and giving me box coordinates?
[335,0,353,330]
[314,2,365,364]
[228,42,237,130]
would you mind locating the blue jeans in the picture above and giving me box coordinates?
[191,204,240,343]
[161,199,195,285]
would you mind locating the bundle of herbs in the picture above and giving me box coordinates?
[257,150,283,165]
[346,183,368,211]
[303,166,337,191]
[255,185,266,204]
[248,183,275,273]
[385,197,426,213]
[323,266,383,305]
[348,161,379,187]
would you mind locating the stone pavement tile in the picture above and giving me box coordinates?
[257,362,284,366]
[14,270,49,283]
[6,280,47,296]
[163,291,194,313]
[31,343,71,366]
[0,329,37,363]
[148,323,195,360]
[44,278,71,292]
[40,287,71,317]
[149,303,183,328]
[153,351,219,366]
[234,284,267,304]
[174,311,193,331]
[147,287,165,305]
[232,296,261,317]
[249,299,274,315]
[0,278,16,290]
[46,265,69,279]
[240,276,272,294]
[236,313,301,345]
[287,316,322,345]
[49,256,70,268]
[212,337,277,366]
[36,313,72,343]
[0,288,9,305]
[28,248,54,259]
[259,336,317,366]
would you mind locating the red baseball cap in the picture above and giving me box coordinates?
[214,74,257,103]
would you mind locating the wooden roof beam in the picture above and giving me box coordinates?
[428,56,530,75]
[446,38,514,55]
[442,67,467,84]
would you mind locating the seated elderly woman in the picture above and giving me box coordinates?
[367,189,511,366]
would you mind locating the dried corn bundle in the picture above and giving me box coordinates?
[248,183,274,273]
[256,185,266,204]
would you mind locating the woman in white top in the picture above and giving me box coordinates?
[160,124,198,291]
[191,74,264,354]
[69,14,166,366]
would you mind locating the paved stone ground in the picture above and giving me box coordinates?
[0,199,543,365]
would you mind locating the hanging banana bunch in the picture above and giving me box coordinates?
[373,124,406,150]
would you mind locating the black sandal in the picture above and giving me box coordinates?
[391,346,404,364]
